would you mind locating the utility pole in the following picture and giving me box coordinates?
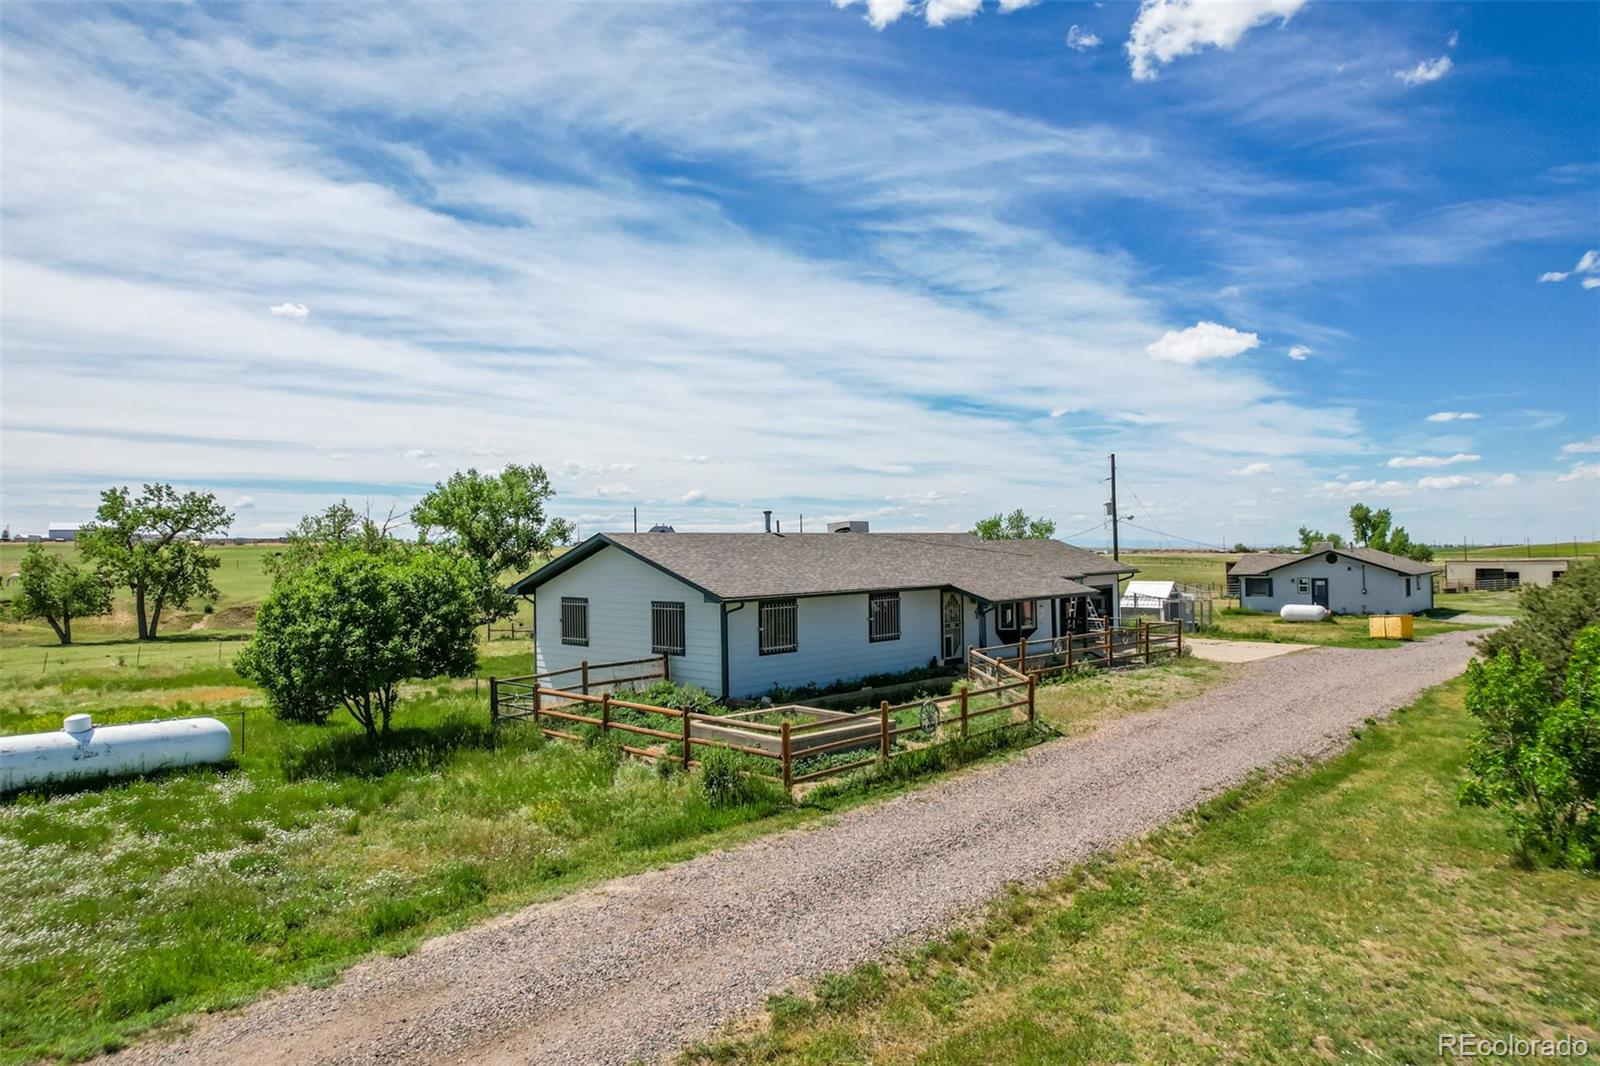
[633,507,638,533]
[1108,452,1120,561]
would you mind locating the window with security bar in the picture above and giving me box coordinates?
[758,598,798,655]
[560,597,589,646]
[868,591,901,642]
[652,601,686,656]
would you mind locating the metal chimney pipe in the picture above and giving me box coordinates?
[763,510,772,533]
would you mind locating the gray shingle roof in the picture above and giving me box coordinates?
[1230,546,1439,578]
[1228,553,1300,576]
[511,532,1133,603]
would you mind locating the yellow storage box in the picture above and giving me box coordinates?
[1368,615,1415,640]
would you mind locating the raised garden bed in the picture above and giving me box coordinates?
[692,706,882,758]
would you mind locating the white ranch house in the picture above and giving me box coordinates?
[508,527,1135,699]
[1228,545,1439,616]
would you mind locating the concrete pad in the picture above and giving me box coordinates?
[1185,637,1315,663]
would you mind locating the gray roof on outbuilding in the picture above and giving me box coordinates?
[510,532,1134,604]
[1230,545,1439,578]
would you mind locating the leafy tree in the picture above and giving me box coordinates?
[1231,542,1252,553]
[411,464,573,623]
[78,485,233,639]
[1296,526,1346,551]
[1460,625,1600,869]
[266,500,405,582]
[1477,561,1600,699]
[1343,503,1433,562]
[237,549,479,740]
[973,510,1057,540]
[8,545,112,645]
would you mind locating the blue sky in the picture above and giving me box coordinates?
[1,0,1596,548]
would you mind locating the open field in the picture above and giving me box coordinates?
[0,642,1218,1062]
[1204,607,1493,649]
[1440,541,1599,560]
[1116,551,1239,593]
[0,542,538,652]
[686,678,1600,1065]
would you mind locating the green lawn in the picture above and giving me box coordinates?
[0,642,1223,1062]
[1202,608,1491,649]
[1432,588,1525,618]
[685,679,1600,1064]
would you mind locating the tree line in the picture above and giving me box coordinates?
[8,464,571,648]
[1294,502,1434,562]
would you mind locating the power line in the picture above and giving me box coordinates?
[1056,518,1110,543]
[1121,519,1224,551]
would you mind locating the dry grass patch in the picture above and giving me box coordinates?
[1033,655,1231,737]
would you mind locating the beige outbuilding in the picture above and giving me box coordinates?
[1442,557,1577,592]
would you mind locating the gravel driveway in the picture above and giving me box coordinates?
[109,631,1484,1066]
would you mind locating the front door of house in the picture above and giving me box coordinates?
[941,591,964,662]
[1311,578,1329,608]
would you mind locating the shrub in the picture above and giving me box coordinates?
[237,548,479,738]
[698,746,784,809]
[1476,560,1600,699]
[1460,625,1600,869]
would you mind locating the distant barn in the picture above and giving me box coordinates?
[46,523,81,542]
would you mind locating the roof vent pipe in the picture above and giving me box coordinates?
[763,510,772,533]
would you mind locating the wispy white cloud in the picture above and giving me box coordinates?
[268,302,309,320]
[1557,462,1599,483]
[1286,344,1311,361]
[1386,453,1480,469]
[837,0,1033,29]
[1316,478,1411,498]
[231,495,256,510]
[1418,474,1475,490]
[1145,321,1260,364]
[1537,249,1599,286]
[678,489,706,503]
[1066,25,1102,51]
[1126,0,1305,81]
[1425,411,1480,422]
[1230,461,1274,476]
[1488,473,1519,488]
[1562,436,1600,455]
[402,448,435,460]
[1519,410,1567,430]
[592,483,635,498]
[1395,55,1452,88]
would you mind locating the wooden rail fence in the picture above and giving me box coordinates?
[491,653,1035,795]
[968,619,1182,684]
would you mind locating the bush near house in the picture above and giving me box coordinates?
[1474,559,1600,697]
[1461,623,1600,870]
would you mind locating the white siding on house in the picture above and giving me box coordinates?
[533,545,722,693]
[1237,552,1434,616]
[725,588,943,696]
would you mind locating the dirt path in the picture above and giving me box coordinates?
[111,632,1484,1066]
